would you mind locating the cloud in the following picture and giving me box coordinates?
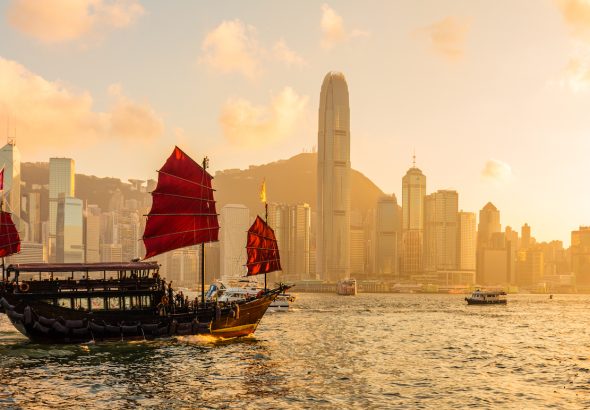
[559,47,590,92]
[320,4,369,49]
[481,159,512,183]
[554,1,590,91]
[108,84,164,139]
[0,57,163,153]
[200,20,262,79]
[419,16,470,61]
[273,39,307,67]
[555,0,590,42]
[219,87,308,146]
[6,0,144,44]
[200,20,306,78]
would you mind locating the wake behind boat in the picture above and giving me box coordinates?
[0,146,287,343]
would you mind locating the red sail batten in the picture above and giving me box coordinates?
[0,211,20,258]
[246,216,281,276]
[143,146,219,259]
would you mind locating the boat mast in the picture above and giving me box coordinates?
[0,191,3,281]
[264,202,268,291]
[201,156,209,306]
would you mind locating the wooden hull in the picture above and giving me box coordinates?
[0,290,277,344]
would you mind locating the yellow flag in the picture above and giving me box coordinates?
[259,179,267,203]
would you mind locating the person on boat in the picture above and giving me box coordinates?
[167,282,173,304]
[215,302,221,321]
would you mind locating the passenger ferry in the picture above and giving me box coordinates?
[465,289,507,305]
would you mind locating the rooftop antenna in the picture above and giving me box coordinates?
[412,149,416,168]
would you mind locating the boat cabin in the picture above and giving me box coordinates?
[2,262,162,312]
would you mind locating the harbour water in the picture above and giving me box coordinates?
[1,293,589,409]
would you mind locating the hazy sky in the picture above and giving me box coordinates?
[0,0,589,245]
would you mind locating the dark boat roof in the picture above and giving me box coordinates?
[7,262,160,273]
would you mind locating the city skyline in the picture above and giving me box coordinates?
[0,1,589,245]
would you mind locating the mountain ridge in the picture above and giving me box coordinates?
[21,153,385,218]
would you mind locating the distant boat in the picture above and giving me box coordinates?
[465,289,507,305]
[337,279,357,296]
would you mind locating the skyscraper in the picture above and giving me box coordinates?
[25,192,41,243]
[317,71,351,282]
[0,141,21,219]
[401,159,426,276]
[521,223,531,250]
[375,195,400,277]
[56,195,84,263]
[571,226,590,287]
[49,158,75,261]
[424,190,459,272]
[267,202,311,282]
[220,204,250,280]
[85,204,101,263]
[476,202,504,284]
[457,211,476,271]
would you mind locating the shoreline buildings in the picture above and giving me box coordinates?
[317,71,351,283]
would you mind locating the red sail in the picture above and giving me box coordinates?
[143,146,219,259]
[0,211,20,258]
[246,216,281,276]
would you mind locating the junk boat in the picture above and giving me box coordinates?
[0,146,288,343]
[465,289,507,305]
[206,180,295,311]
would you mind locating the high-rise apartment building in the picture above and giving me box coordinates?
[375,195,400,277]
[0,141,21,220]
[56,195,84,263]
[424,190,459,272]
[25,192,41,243]
[476,202,501,283]
[49,158,75,260]
[350,227,365,276]
[267,202,311,282]
[165,247,199,288]
[457,211,476,271]
[401,161,426,276]
[220,204,250,280]
[572,226,590,287]
[521,223,531,250]
[317,71,351,282]
[101,243,123,262]
[118,210,141,262]
[85,204,101,263]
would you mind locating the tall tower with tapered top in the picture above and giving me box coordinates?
[317,71,351,282]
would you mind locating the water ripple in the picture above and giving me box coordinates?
[1,294,590,408]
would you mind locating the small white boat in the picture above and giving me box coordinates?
[269,293,296,311]
[207,278,296,310]
[465,289,507,305]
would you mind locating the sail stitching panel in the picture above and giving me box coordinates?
[143,146,220,259]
